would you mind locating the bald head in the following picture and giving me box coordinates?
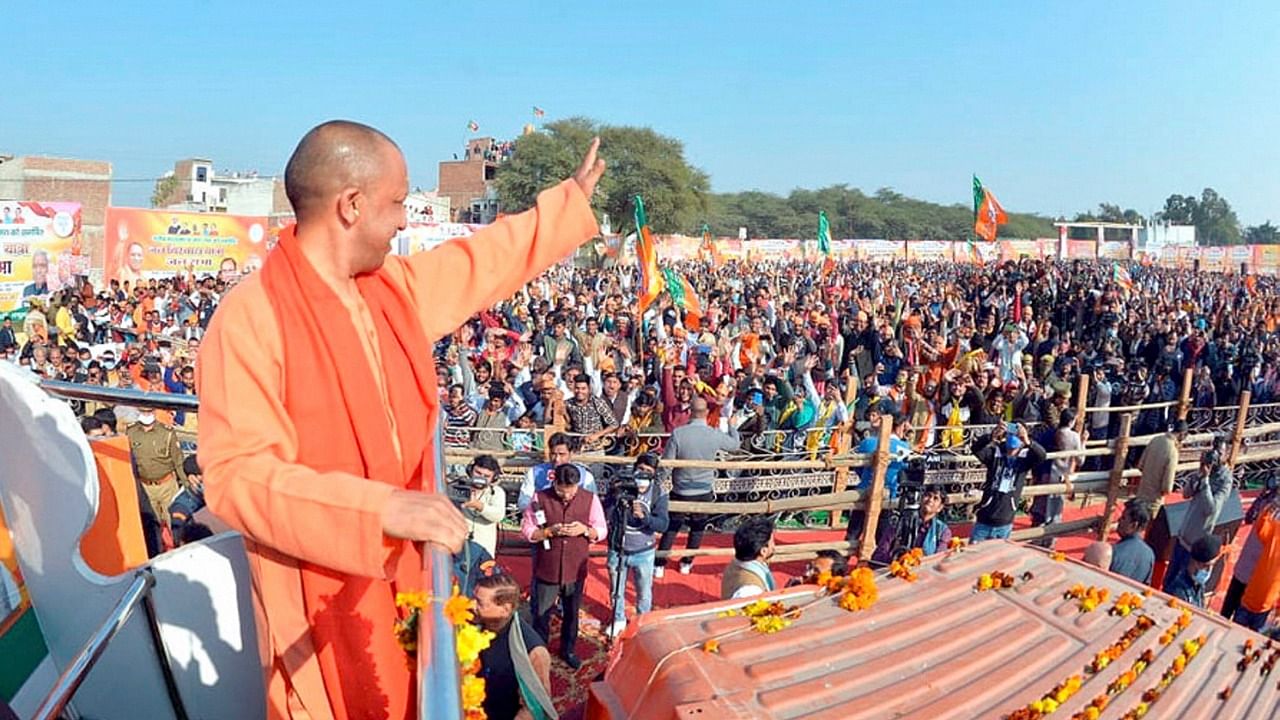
[691,397,710,418]
[285,120,400,221]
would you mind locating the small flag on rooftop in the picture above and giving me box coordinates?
[532,106,546,118]
[467,120,480,133]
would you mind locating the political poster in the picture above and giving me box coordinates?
[1065,240,1097,259]
[103,208,269,285]
[1254,245,1280,276]
[906,240,952,262]
[0,201,86,312]
[1098,241,1131,261]
[855,240,905,263]
[395,222,484,255]
[999,240,1041,262]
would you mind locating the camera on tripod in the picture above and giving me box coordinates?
[608,466,655,506]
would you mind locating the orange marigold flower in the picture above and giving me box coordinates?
[948,537,965,550]
[703,639,720,653]
[1050,551,1067,562]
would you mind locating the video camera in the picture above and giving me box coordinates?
[608,465,656,505]
[898,456,929,513]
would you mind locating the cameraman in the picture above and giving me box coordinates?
[871,487,952,564]
[604,453,669,638]
[460,455,506,557]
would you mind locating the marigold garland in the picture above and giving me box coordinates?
[1108,592,1144,617]
[394,585,494,720]
[1063,583,1110,613]
[830,567,879,612]
[889,548,924,582]
[718,598,803,634]
[976,570,1018,592]
[1088,615,1155,673]
[1112,634,1205,720]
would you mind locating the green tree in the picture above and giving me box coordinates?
[1155,189,1241,245]
[152,174,180,208]
[1194,187,1242,245]
[494,118,709,234]
[1245,221,1280,245]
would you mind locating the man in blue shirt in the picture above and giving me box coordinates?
[844,413,911,545]
[516,431,597,511]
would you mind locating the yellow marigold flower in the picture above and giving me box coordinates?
[444,593,475,627]
[752,615,791,634]
[1050,551,1067,562]
[1041,697,1058,713]
[978,573,994,591]
[395,591,429,611]
[1083,707,1100,720]
[460,673,486,710]
[455,623,495,667]
[743,599,772,617]
[948,537,965,550]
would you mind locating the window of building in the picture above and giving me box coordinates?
[196,166,208,182]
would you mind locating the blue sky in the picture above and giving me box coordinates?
[7,1,1279,224]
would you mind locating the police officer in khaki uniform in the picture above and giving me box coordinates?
[127,407,189,525]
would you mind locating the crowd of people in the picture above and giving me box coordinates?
[8,247,1280,718]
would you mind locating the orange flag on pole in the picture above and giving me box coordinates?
[973,175,1008,242]
[634,196,665,314]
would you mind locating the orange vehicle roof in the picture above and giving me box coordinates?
[590,540,1279,719]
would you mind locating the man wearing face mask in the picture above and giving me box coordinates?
[127,406,189,529]
[604,453,669,638]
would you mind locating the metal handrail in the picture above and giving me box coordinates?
[33,569,189,720]
[421,421,463,720]
[39,379,200,412]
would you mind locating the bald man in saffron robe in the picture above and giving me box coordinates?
[197,120,605,720]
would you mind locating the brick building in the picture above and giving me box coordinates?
[437,137,505,223]
[0,154,113,267]
[154,158,293,221]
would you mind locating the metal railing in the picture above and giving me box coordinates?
[32,569,189,720]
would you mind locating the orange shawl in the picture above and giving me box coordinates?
[261,226,437,719]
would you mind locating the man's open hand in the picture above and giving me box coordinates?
[381,489,468,553]
[573,137,606,199]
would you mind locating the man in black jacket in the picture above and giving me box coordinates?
[970,422,1046,542]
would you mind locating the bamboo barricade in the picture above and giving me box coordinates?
[857,415,894,562]
[431,377,1275,558]
[1177,368,1195,421]
[1098,413,1134,540]
[1229,390,1252,468]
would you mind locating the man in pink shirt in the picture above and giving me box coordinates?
[521,464,606,669]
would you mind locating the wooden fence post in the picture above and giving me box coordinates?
[828,427,855,529]
[1074,372,1090,437]
[828,377,861,529]
[1177,368,1195,421]
[1098,413,1133,540]
[1229,390,1252,468]
[858,414,895,562]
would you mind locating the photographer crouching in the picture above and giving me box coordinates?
[604,453,670,638]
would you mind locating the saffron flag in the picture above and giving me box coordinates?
[1112,262,1134,295]
[533,106,545,118]
[972,175,1008,242]
[467,120,480,132]
[700,223,723,266]
[634,196,665,314]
